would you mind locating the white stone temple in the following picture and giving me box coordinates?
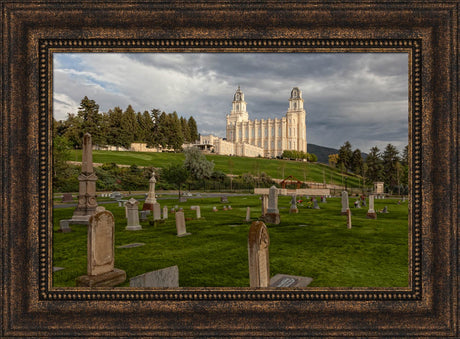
[199,86,307,158]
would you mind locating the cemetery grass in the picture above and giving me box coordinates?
[69,149,363,187]
[53,196,409,288]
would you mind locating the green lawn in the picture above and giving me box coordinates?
[69,149,364,188]
[53,195,408,287]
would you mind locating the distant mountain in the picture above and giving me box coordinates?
[308,143,367,164]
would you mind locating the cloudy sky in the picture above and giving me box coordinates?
[53,53,408,152]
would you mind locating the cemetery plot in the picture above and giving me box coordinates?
[53,195,408,288]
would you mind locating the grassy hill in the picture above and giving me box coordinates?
[69,149,367,189]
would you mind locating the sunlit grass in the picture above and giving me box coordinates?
[53,195,408,287]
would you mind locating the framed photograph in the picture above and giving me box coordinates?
[2,1,458,337]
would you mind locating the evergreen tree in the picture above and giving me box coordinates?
[365,146,383,184]
[121,105,138,146]
[382,143,400,190]
[76,96,105,146]
[401,145,408,166]
[180,116,191,142]
[139,110,154,146]
[167,112,184,150]
[351,149,363,174]
[62,113,84,148]
[337,141,353,172]
[188,116,199,142]
[149,109,162,147]
[106,107,130,148]
[157,112,169,148]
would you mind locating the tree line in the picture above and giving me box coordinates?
[328,141,408,194]
[54,96,199,150]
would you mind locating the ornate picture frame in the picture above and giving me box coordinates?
[1,1,458,336]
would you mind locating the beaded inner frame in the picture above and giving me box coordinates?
[40,39,421,301]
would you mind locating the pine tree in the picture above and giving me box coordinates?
[365,146,384,184]
[106,107,130,148]
[382,143,400,190]
[188,116,199,142]
[167,112,184,150]
[76,96,105,146]
[180,116,191,142]
[351,149,363,174]
[337,141,353,172]
[121,105,139,146]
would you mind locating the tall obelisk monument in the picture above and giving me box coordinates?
[72,133,98,221]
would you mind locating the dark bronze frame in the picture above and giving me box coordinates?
[1,1,458,337]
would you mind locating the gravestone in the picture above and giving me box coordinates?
[191,205,201,219]
[366,194,377,219]
[72,133,98,222]
[269,274,313,288]
[320,196,327,203]
[125,198,142,231]
[163,206,168,219]
[362,199,367,207]
[59,220,72,233]
[261,194,269,217]
[402,197,406,202]
[143,172,157,211]
[228,205,232,210]
[62,193,73,203]
[175,211,191,237]
[380,206,389,213]
[312,198,320,210]
[341,191,349,215]
[179,196,187,202]
[76,207,126,287]
[221,196,229,203]
[129,265,179,288]
[110,192,122,200]
[263,186,280,224]
[354,200,361,208]
[223,205,228,211]
[347,208,352,229]
[153,203,162,221]
[289,195,298,214]
[248,221,270,287]
[245,207,251,222]
[124,201,129,218]
[212,206,218,212]
[139,210,149,221]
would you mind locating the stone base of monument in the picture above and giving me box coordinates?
[366,212,377,219]
[263,213,280,224]
[177,232,191,237]
[142,202,154,211]
[76,268,126,287]
[269,274,313,288]
[289,208,298,214]
[341,211,348,215]
[126,225,142,231]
